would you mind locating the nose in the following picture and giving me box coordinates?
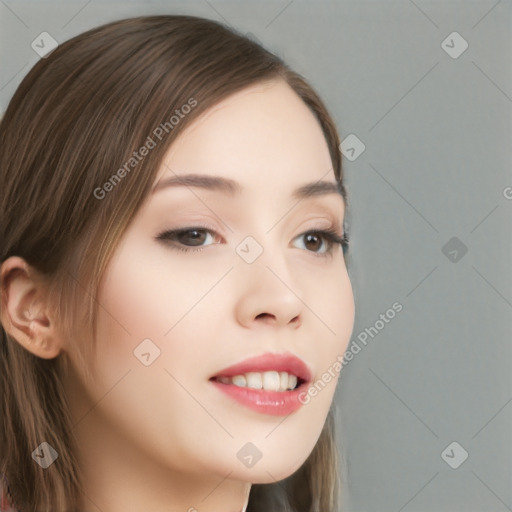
[234,255,304,330]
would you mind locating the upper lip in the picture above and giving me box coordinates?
[210,352,312,383]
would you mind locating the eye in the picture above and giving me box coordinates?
[155,226,349,256]
[292,228,348,257]
[155,226,219,253]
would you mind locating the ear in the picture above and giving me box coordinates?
[0,256,63,359]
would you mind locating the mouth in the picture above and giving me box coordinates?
[208,352,312,416]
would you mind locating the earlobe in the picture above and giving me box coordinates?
[0,256,62,359]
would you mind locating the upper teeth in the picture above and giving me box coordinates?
[216,371,298,391]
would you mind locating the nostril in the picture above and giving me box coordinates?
[255,313,273,321]
[290,315,301,328]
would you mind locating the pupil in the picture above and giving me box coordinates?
[183,230,204,246]
[306,234,320,251]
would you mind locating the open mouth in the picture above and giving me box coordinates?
[208,352,312,416]
[210,371,306,392]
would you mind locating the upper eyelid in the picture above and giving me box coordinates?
[161,211,344,234]
[155,200,343,228]
[161,222,344,238]
[156,224,346,247]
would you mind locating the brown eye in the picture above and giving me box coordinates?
[304,233,322,252]
[155,226,348,257]
[292,229,347,257]
[174,229,208,246]
[155,227,219,252]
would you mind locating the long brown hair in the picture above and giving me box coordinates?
[0,15,348,511]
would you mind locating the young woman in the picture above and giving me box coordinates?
[0,15,355,512]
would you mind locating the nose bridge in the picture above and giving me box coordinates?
[234,230,304,328]
[238,226,294,288]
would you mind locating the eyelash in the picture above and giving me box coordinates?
[155,225,349,258]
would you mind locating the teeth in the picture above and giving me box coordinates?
[217,371,300,391]
[279,371,288,391]
[246,372,262,389]
[231,375,246,387]
[262,371,280,391]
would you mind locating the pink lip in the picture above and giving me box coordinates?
[209,352,312,416]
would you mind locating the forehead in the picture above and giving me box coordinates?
[155,78,336,193]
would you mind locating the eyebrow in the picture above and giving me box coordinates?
[151,173,344,201]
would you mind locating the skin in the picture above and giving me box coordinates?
[0,78,355,512]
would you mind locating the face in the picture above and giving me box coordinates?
[65,78,355,487]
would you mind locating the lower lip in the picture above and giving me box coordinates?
[209,380,308,416]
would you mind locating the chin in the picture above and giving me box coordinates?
[237,456,308,484]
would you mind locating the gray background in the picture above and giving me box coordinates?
[1,1,511,511]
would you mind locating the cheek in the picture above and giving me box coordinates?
[98,250,170,342]
[74,249,223,462]
[311,266,355,351]
[94,244,222,382]
[97,242,198,347]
